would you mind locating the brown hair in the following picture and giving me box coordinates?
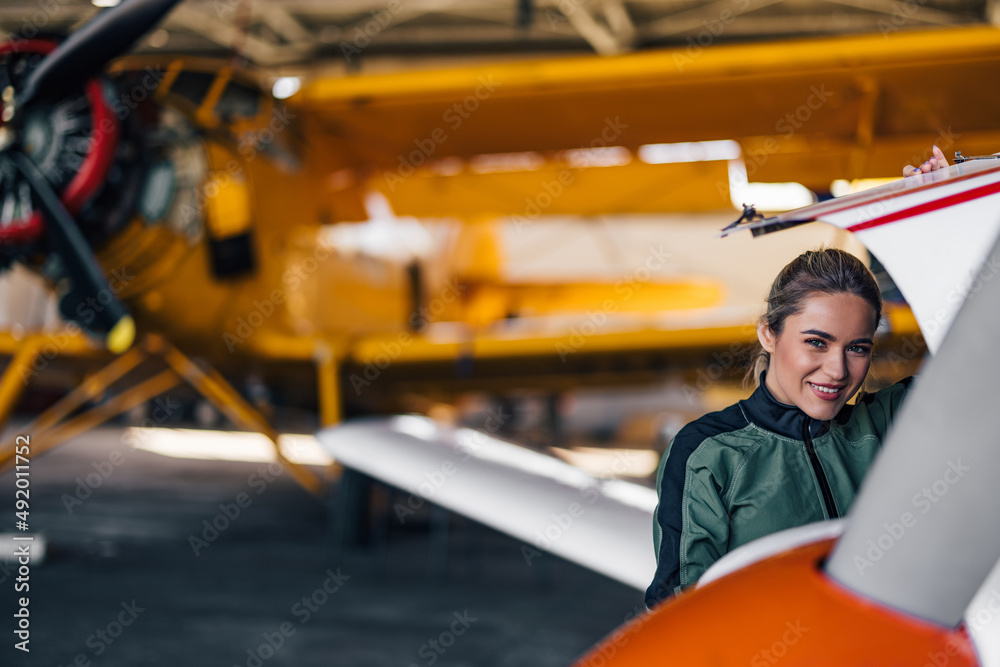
[748,247,883,386]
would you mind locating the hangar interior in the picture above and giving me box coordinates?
[1,1,998,665]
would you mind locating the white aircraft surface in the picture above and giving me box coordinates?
[319,159,1000,664]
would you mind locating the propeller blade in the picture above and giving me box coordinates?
[10,151,135,353]
[16,0,181,109]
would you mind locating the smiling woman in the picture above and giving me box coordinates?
[759,292,875,419]
[753,250,882,421]
[645,247,912,608]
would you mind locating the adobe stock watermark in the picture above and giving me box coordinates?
[236,107,298,163]
[902,128,961,174]
[222,240,335,353]
[880,329,927,376]
[119,396,184,449]
[19,265,137,385]
[393,407,510,524]
[774,85,834,138]
[188,460,286,556]
[44,68,166,186]
[671,0,753,71]
[848,126,960,228]
[6,0,72,51]
[575,604,656,666]
[877,0,932,37]
[555,244,672,361]
[406,610,478,667]
[852,458,970,576]
[736,469,790,523]
[922,636,975,667]
[61,395,184,513]
[512,115,629,234]
[920,250,1000,342]
[178,105,296,227]
[966,587,1000,638]
[876,244,998,370]
[51,600,145,665]
[541,0,581,30]
[383,76,502,192]
[520,449,637,566]
[519,490,599,567]
[511,170,576,234]
[682,325,756,406]
[75,268,136,330]
[61,449,126,514]
[290,567,350,623]
[339,0,404,63]
[109,68,166,120]
[348,278,467,394]
[542,0,614,28]
[18,325,86,386]
[717,84,834,200]
[233,568,349,667]
[750,620,809,666]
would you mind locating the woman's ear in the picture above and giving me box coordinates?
[757,319,776,353]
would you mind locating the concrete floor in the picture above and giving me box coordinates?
[1,426,643,667]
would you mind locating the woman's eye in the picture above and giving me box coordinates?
[849,345,871,355]
[806,339,825,348]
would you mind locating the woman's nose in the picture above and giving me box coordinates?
[824,352,848,380]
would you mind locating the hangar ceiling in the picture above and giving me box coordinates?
[0,0,995,72]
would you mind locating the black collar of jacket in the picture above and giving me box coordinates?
[739,371,833,440]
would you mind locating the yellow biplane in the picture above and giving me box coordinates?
[2,0,996,493]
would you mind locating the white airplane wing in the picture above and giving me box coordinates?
[725,159,1000,352]
[317,160,1000,611]
[316,415,657,590]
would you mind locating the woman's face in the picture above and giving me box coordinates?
[757,292,876,421]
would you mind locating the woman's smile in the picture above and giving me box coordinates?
[808,382,845,400]
[758,292,877,421]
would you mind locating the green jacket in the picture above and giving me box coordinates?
[645,374,913,608]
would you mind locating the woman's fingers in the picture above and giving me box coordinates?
[904,146,950,176]
[931,144,949,167]
[922,145,949,172]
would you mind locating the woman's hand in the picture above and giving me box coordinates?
[903,145,948,177]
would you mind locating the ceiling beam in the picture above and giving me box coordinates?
[603,0,639,42]
[256,3,319,47]
[170,7,312,65]
[565,2,632,54]
[646,0,784,36]
[821,0,967,25]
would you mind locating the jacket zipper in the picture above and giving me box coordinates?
[802,417,839,519]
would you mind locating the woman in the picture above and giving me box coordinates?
[645,247,913,608]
